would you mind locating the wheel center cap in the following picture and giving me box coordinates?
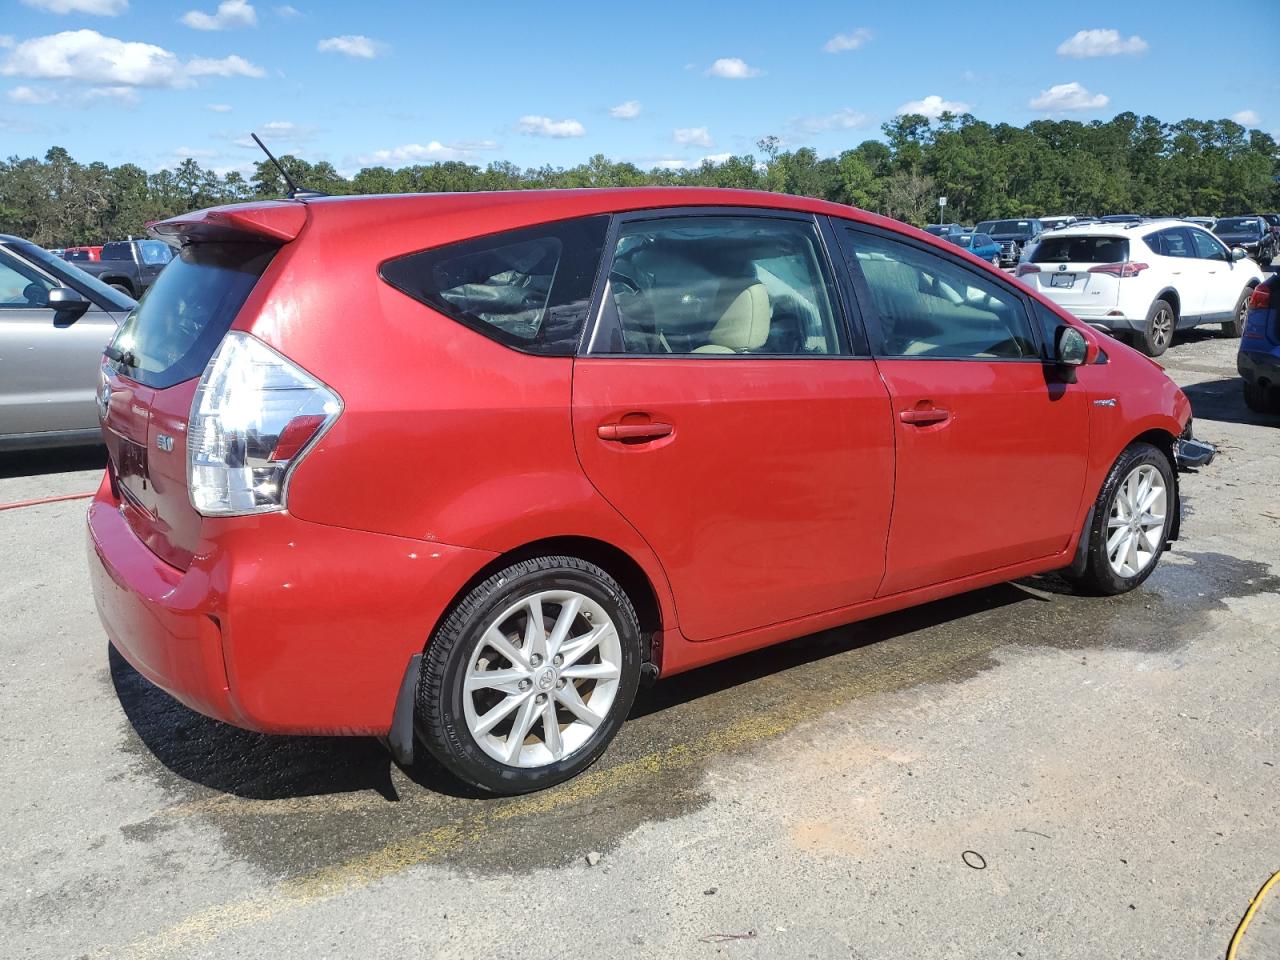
[536,667,557,691]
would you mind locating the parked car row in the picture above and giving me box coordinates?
[54,238,174,298]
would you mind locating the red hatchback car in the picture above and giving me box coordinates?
[88,188,1214,794]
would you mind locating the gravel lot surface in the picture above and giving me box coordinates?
[2,324,1277,959]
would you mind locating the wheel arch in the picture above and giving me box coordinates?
[426,535,665,665]
[1153,288,1180,317]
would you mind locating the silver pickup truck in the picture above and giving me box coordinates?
[0,235,137,451]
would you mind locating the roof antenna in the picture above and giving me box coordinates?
[250,132,327,199]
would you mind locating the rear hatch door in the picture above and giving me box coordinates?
[1022,234,1127,308]
[101,204,303,569]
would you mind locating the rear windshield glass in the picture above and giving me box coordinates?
[380,216,608,355]
[980,220,1036,234]
[108,242,275,389]
[1031,236,1129,264]
[1215,218,1259,232]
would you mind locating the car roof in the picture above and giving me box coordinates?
[1042,218,1202,238]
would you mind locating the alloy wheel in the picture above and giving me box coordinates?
[1105,464,1167,578]
[1150,308,1173,350]
[461,590,622,768]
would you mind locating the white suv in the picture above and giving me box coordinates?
[1016,219,1265,356]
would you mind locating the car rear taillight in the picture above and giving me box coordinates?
[1250,284,1271,310]
[187,332,341,516]
[1016,264,1041,276]
[1089,262,1149,278]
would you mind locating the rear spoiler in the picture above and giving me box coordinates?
[148,200,308,247]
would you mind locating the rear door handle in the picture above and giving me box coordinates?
[597,421,674,442]
[899,407,951,426]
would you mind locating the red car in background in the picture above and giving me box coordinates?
[60,245,103,262]
[87,188,1214,794]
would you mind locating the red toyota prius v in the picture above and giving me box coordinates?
[87,188,1215,794]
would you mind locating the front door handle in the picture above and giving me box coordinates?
[899,407,951,426]
[597,421,674,442]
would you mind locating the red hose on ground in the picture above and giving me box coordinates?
[0,491,95,512]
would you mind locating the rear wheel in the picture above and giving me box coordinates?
[1138,299,1175,357]
[1074,443,1174,596]
[1221,288,1250,337]
[109,282,133,296]
[417,556,642,794]
[1244,380,1280,414]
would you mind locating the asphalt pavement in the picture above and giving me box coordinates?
[1,327,1277,959]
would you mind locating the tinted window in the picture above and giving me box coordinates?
[844,230,1036,359]
[1032,235,1128,264]
[0,249,57,307]
[109,243,276,389]
[591,215,844,356]
[380,216,607,355]
[1146,228,1194,258]
[982,220,1038,235]
[1215,218,1261,233]
[1190,229,1227,262]
[138,240,173,266]
[100,242,132,261]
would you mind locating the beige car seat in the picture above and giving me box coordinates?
[692,280,772,353]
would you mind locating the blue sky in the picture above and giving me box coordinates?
[1,0,1275,176]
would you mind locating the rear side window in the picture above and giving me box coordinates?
[100,242,131,261]
[1145,229,1194,258]
[109,243,276,389]
[380,216,608,355]
[138,240,173,266]
[1032,235,1128,264]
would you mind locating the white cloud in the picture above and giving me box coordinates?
[7,85,58,104]
[1030,81,1109,112]
[232,119,312,146]
[1057,29,1147,58]
[1,29,264,87]
[673,126,712,148]
[609,99,641,120]
[355,141,484,165]
[207,102,232,112]
[187,54,264,78]
[317,35,385,59]
[1232,109,1260,127]
[896,95,969,119]
[791,107,869,134]
[823,28,871,53]
[518,114,585,138]
[181,1,257,31]
[6,81,136,106]
[275,4,300,15]
[706,57,761,79]
[173,145,221,159]
[651,153,734,170]
[20,0,128,15]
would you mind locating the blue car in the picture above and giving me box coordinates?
[946,232,1002,266]
[1239,273,1280,414]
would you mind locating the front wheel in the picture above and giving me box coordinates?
[416,556,642,794]
[1222,288,1250,337]
[1074,443,1175,596]
[1244,380,1280,414]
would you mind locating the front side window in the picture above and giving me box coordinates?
[380,216,608,355]
[138,240,173,266]
[590,215,844,356]
[0,249,57,308]
[1190,229,1228,261]
[844,229,1037,360]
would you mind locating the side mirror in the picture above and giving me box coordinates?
[1055,326,1090,382]
[1231,247,1247,262]
[47,286,90,319]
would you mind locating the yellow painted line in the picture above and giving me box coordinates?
[109,638,985,959]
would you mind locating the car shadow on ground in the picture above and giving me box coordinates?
[0,445,106,480]
[1181,376,1280,428]
[110,580,1040,803]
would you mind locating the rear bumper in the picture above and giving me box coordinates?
[1238,349,1280,384]
[87,475,496,735]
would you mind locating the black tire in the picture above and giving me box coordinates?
[1222,288,1250,337]
[1074,442,1175,596]
[1243,380,1280,414]
[416,555,642,795]
[1137,299,1175,357]
[109,282,133,296]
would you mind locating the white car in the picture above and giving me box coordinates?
[1015,219,1265,356]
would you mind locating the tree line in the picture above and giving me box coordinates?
[1,111,1276,248]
